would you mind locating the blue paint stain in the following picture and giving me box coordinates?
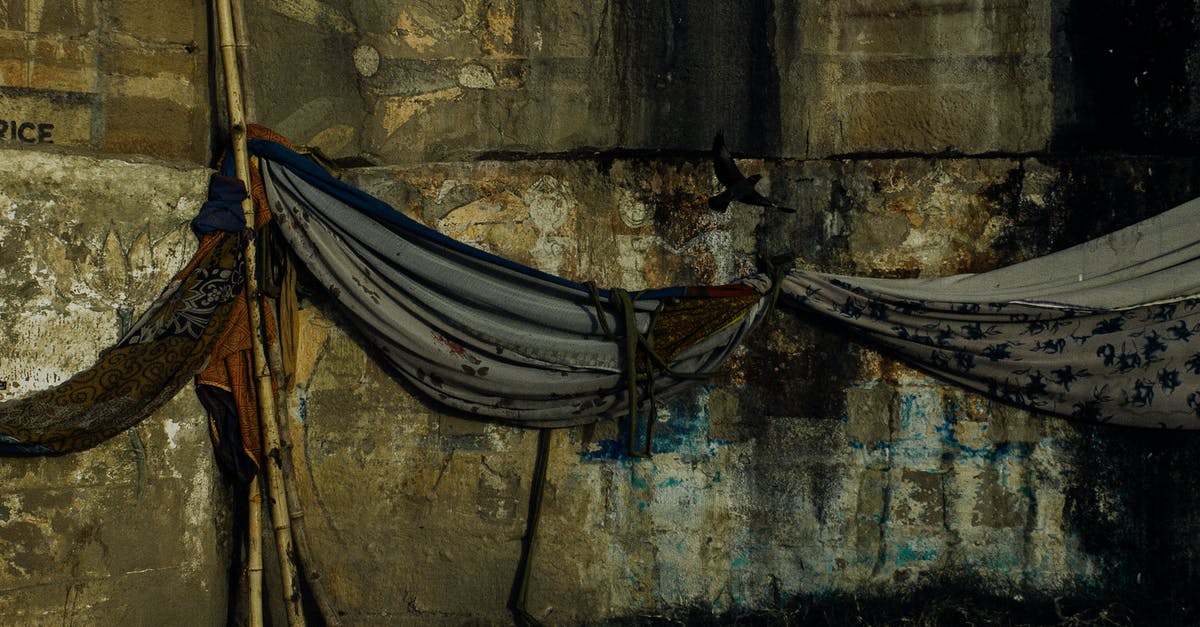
[295,388,308,423]
[577,436,625,461]
[899,393,924,430]
[577,386,727,463]
[656,477,685,489]
[933,396,1035,461]
[894,543,938,567]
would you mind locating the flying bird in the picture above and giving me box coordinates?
[708,132,794,213]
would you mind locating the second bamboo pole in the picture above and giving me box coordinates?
[213,0,305,624]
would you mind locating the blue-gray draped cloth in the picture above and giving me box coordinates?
[254,138,1200,430]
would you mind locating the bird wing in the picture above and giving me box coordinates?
[712,132,745,186]
[740,188,797,213]
[708,188,734,211]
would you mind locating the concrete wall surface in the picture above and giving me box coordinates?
[2,0,1200,625]
[249,0,1055,162]
[0,149,228,625]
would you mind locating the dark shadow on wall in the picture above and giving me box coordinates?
[1052,0,1200,153]
[611,0,782,155]
[241,2,367,158]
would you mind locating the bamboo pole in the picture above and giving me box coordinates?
[247,476,264,627]
[230,0,253,121]
[213,0,305,625]
[264,318,343,625]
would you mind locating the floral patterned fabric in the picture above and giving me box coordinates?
[782,272,1200,427]
[778,194,1200,428]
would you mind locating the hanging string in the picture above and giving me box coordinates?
[509,429,553,626]
[584,282,734,457]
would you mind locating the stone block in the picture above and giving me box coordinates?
[847,209,910,257]
[840,84,1048,154]
[103,43,196,80]
[893,468,945,527]
[108,0,200,44]
[971,467,1027,529]
[777,5,1053,158]
[0,89,94,148]
[439,414,489,437]
[830,0,1050,57]
[381,0,521,59]
[0,1,25,31]
[705,387,744,442]
[846,383,897,444]
[800,57,1053,157]
[101,94,203,160]
[0,31,25,87]
[523,0,610,58]
[985,402,1044,444]
[28,0,96,36]
[27,36,97,92]
[854,468,887,555]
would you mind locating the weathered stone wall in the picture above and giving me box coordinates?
[287,154,1200,623]
[256,0,1055,161]
[0,0,210,161]
[0,150,228,624]
[3,0,1200,624]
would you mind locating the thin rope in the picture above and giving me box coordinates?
[509,428,553,626]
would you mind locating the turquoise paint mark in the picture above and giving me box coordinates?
[656,477,685,489]
[295,389,308,423]
[576,386,727,463]
[898,392,933,431]
[935,397,1036,461]
[935,415,1035,461]
[894,544,938,567]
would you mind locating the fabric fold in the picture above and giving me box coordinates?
[252,139,769,428]
[779,207,1200,427]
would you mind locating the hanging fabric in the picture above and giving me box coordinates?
[778,195,1200,428]
[0,175,247,455]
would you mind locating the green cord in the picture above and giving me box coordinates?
[509,429,553,626]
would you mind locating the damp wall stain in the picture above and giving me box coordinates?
[5,0,1200,622]
[290,153,1200,622]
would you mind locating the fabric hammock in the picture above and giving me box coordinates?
[252,137,1200,430]
[778,196,1200,428]
[5,134,1200,458]
[252,138,768,433]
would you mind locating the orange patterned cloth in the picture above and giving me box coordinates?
[195,125,295,480]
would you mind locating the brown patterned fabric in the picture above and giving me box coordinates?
[640,292,763,372]
[0,233,245,454]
